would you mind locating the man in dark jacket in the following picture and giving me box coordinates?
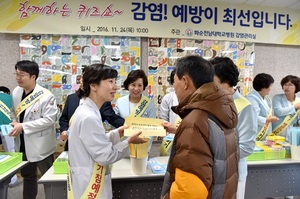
[161,55,238,199]
[59,91,124,151]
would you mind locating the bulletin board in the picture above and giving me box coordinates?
[19,35,141,111]
[19,34,254,117]
[147,38,255,111]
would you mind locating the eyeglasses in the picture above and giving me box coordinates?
[283,83,295,87]
[14,72,29,79]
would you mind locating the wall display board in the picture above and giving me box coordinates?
[20,35,141,111]
[147,38,255,111]
[19,34,254,121]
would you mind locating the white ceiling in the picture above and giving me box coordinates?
[214,0,300,10]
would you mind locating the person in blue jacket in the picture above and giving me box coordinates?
[272,75,300,140]
[114,69,156,153]
[246,73,278,141]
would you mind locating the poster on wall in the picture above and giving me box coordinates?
[20,35,141,112]
[147,38,255,111]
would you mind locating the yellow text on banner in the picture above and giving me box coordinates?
[124,117,165,137]
[2,0,300,45]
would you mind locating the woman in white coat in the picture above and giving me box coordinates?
[246,73,278,141]
[68,64,146,199]
[159,70,179,126]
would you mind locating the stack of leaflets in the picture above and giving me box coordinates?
[56,151,68,162]
[148,158,167,174]
[0,154,11,162]
[0,125,12,136]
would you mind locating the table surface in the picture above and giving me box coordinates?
[38,156,169,183]
[0,161,28,181]
[38,157,300,183]
[247,158,300,165]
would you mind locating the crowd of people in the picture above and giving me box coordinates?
[0,55,299,199]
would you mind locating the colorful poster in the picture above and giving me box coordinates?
[20,35,141,112]
[1,0,300,45]
[147,38,255,111]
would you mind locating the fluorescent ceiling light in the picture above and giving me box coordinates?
[222,50,234,54]
[183,47,197,50]
[39,68,71,75]
[19,43,36,48]
[48,56,61,59]
[65,62,76,65]
[104,45,120,49]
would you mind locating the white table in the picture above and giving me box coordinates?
[0,161,28,199]
[39,157,300,199]
[38,157,168,199]
[111,157,167,198]
[38,166,67,199]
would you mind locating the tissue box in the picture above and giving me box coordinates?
[291,145,300,160]
[53,151,68,174]
[0,152,22,174]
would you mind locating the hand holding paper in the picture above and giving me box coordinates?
[162,121,177,134]
[117,124,129,137]
[126,132,147,145]
[124,117,166,137]
[9,121,23,137]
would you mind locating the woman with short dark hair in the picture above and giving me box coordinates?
[246,73,278,141]
[114,69,156,154]
[68,64,146,199]
[272,75,300,139]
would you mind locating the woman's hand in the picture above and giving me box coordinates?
[126,132,147,144]
[60,131,68,140]
[294,102,300,110]
[117,124,129,137]
[9,122,23,137]
[266,116,279,124]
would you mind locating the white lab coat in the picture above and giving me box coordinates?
[158,91,178,125]
[69,97,129,199]
[11,84,58,162]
